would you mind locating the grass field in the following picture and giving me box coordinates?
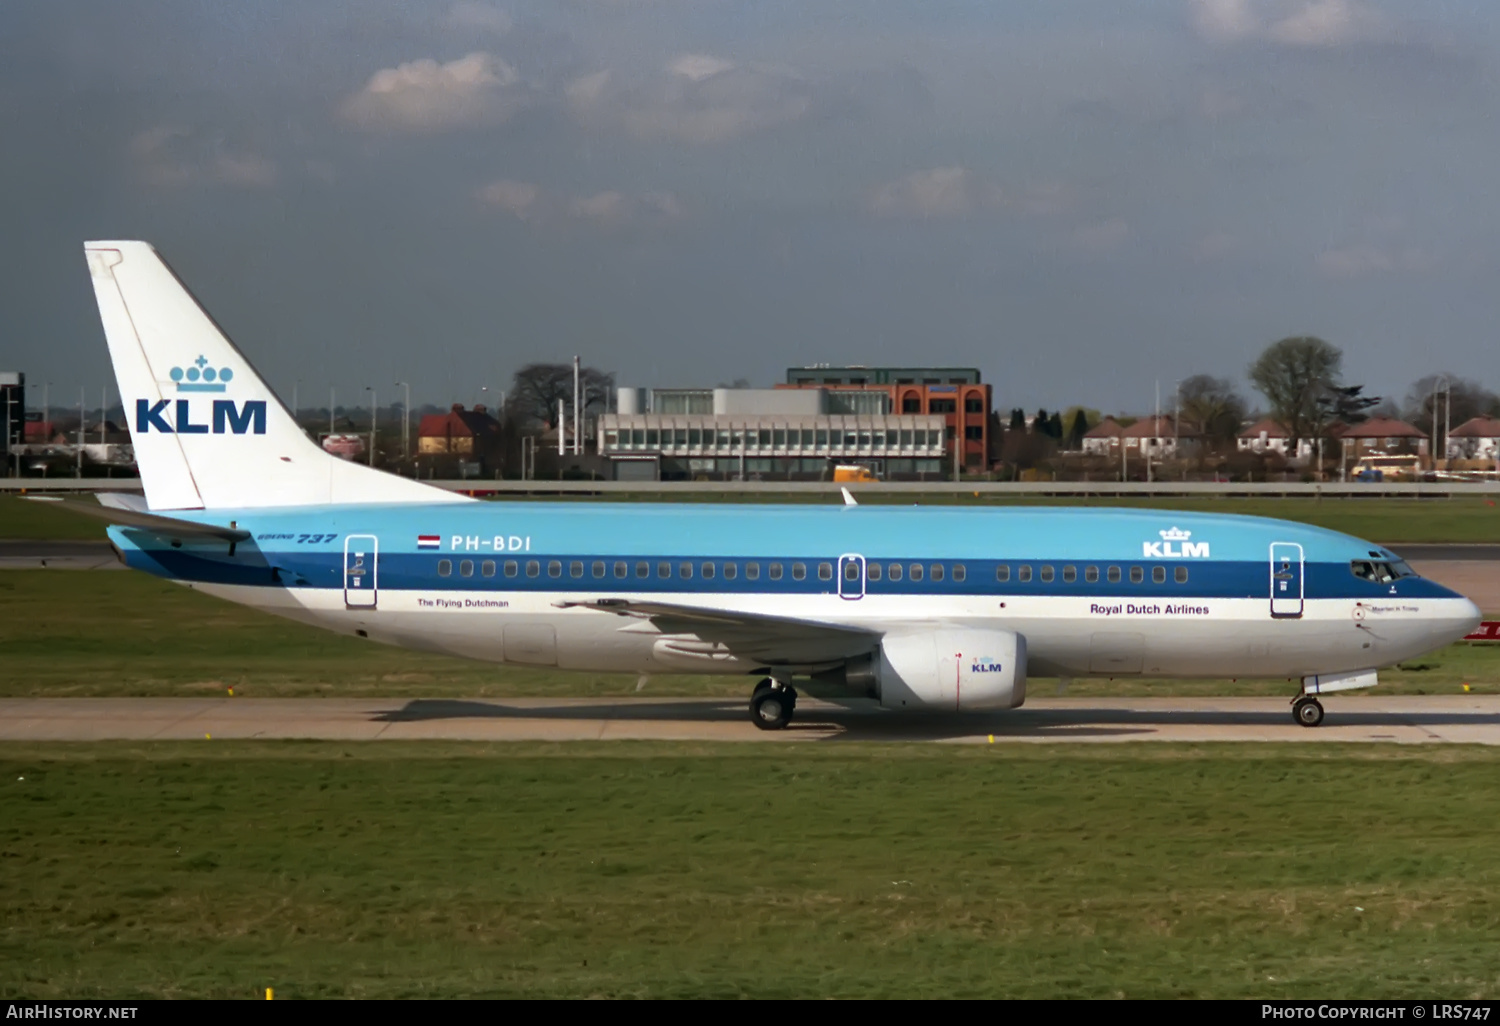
[1,568,1496,699]
[3,742,1499,998]
[7,492,1500,543]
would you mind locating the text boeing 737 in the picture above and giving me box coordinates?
[66,241,1480,729]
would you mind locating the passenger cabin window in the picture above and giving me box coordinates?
[1174,566,1188,583]
[888,563,903,582]
[952,565,966,583]
[460,560,474,577]
[1063,566,1076,583]
[526,560,540,578]
[548,561,562,578]
[679,562,693,579]
[843,562,859,581]
[1129,566,1144,583]
[1017,565,1032,583]
[768,563,782,581]
[1084,566,1098,583]
[1152,566,1166,583]
[438,559,452,577]
[482,560,496,577]
[570,561,584,578]
[702,562,716,580]
[1039,565,1054,583]
[868,563,882,581]
[930,564,944,582]
[658,561,671,579]
[746,563,760,580]
[504,560,518,577]
[724,563,738,580]
[636,561,649,578]
[909,564,924,582]
[592,560,605,578]
[996,565,1010,583]
[614,561,627,579]
[792,563,806,581]
[1107,566,1121,583]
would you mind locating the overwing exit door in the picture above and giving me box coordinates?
[1269,542,1304,619]
[838,553,866,600]
[344,534,378,609]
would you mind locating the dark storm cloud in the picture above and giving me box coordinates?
[3,0,1500,417]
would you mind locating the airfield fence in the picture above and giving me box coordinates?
[5,478,1500,498]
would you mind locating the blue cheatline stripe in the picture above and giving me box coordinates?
[119,547,1457,602]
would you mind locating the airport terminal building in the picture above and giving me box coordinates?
[598,385,948,481]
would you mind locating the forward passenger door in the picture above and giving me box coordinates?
[1269,542,1304,619]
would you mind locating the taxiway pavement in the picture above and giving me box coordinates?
[3,695,1500,745]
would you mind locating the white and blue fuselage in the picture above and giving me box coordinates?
[109,502,1478,683]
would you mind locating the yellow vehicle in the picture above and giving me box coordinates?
[832,464,879,483]
[1350,453,1424,481]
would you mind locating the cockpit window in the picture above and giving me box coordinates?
[1350,559,1416,583]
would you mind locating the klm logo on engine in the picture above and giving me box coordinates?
[970,657,1004,674]
[1143,526,1209,559]
[136,356,265,434]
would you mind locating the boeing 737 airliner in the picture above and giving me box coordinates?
[65,241,1480,729]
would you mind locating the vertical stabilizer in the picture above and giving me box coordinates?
[84,241,468,510]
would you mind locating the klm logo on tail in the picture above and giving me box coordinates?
[137,356,265,434]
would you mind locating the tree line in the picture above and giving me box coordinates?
[503,340,1499,458]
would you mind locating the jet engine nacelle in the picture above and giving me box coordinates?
[874,628,1027,711]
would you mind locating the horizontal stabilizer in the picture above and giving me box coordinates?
[23,495,250,542]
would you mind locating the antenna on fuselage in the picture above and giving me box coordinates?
[841,487,858,507]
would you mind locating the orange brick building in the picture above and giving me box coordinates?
[779,366,992,469]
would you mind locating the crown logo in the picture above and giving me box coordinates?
[1159,527,1192,541]
[170,355,234,393]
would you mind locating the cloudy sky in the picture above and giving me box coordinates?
[3,0,1499,414]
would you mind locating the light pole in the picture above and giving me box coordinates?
[396,381,411,461]
[572,355,581,457]
[1429,375,1450,470]
[366,386,376,467]
[76,386,83,478]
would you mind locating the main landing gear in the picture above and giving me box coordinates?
[1291,695,1325,728]
[750,678,797,730]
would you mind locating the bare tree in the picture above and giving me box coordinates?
[1248,336,1342,453]
[509,363,616,429]
[1177,374,1247,449]
[1403,374,1499,437]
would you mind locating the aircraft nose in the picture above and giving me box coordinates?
[1460,597,1483,636]
[1439,595,1484,644]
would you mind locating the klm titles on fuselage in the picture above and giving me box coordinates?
[1143,527,1209,559]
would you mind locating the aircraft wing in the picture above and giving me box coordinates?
[553,598,878,667]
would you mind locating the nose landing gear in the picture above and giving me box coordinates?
[1291,695,1324,727]
[750,678,797,730]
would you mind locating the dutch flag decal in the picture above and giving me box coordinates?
[417,535,441,550]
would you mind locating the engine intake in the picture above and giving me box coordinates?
[820,629,1027,711]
